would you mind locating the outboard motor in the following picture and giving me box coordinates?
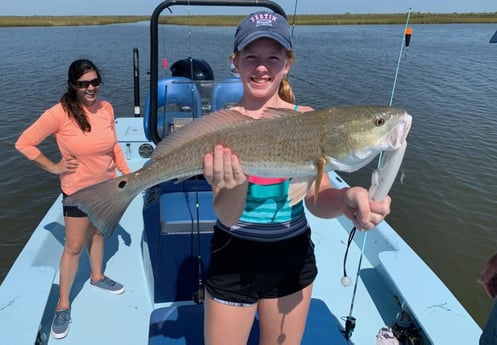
[170,57,214,80]
[170,58,214,113]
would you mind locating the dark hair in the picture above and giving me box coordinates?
[60,59,102,132]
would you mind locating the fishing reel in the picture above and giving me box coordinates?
[376,299,424,345]
[390,297,424,345]
[193,254,205,304]
[342,316,356,340]
[193,285,204,304]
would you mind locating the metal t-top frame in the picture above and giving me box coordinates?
[148,0,287,144]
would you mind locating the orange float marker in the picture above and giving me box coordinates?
[405,27,412,47]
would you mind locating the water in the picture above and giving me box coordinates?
[1,22,497,327]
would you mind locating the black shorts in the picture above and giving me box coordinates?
[205,226,317,305]
[62,192,87,218]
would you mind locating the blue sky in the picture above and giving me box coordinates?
[2,0,497,16]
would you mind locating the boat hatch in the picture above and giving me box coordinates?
[144,178,215,303]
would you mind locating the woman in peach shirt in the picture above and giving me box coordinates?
[15,59,130,340]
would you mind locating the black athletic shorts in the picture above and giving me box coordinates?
[62,192,87,218]
[205,226,318,305]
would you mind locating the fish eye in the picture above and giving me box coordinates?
[373,117,385,127]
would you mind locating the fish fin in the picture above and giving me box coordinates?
[151,107,303,160]
[63,175,138,237]
[174,175,205,184]
[313,157,326,205]
[151,109,251,160]
[174,176,189,184]
[288,176,314,206]
[261,107,301,119]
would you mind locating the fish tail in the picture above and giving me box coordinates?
[64,176,139,237]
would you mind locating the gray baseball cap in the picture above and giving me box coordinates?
[233,11,292,52]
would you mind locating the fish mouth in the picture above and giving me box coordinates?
[386,113,412,150]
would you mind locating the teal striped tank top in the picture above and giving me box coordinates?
[216,176,309,242]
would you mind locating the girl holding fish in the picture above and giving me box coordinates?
[202,11,392,345]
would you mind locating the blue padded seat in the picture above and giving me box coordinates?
[144,76,202,140]
[210,77,243,111]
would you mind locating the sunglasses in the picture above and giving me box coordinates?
[75,78,101,89]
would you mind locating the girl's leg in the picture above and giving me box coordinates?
[257,284,313,345]
[204,294,258,345]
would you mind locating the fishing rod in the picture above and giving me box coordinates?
[341,8,412,341]
[290,0,299,39]
[390,9,412,107]
[184,0,206,305]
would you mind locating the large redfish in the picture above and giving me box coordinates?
[65,106,412,237]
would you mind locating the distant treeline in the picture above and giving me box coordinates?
[1,12,497,27]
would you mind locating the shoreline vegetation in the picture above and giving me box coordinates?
[1,13,497,27]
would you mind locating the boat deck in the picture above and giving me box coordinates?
[37,195,153,344]
[30,200,390,344]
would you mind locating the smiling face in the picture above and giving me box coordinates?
[234,38,292,105]
[73,70,100,107]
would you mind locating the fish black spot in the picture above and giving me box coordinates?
[118,180,127,189]
[374,117,385,126]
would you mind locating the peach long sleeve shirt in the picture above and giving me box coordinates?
[15,100,130,195]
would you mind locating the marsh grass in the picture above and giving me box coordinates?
[0,16,149,27]
[1,13,497,27]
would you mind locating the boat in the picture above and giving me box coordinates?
[0,1,482,344]
[490,29,497,43]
